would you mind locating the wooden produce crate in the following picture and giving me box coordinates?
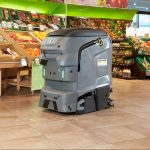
[1,30,41,67]
[0,32,9,43]
[5,30,40,44]
[30,31,49,42]
[29,32,42,43]
[0,30,15,44]
[0,55,21,62]
[0,44,24,62]
[18,43,41,66]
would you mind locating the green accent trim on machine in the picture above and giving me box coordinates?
[67,4,138,20]
[61,67,65,79]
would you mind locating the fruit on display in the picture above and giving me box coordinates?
[116,58,124,64]
[146,41,150,47]
[112,40,134,78]
[69,17,128,40]
[141,41,150,52]
[31,13,39,20]
[113,50,132,56]
[124,50,132,56]
[100,20,126,40]
[124,58,134,65]
[113,42,133,57]
[130,37,150,77]
[9,33,38,43]
[112,67,131,78]
[33,31,47,41]
[120,42,132,47]
[19,44,40,57]
[130,37,150,52]
[26,48,40,57]
[113,43,120,47]
[113,58,134,66]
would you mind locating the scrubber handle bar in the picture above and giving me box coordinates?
[78,38,102,72]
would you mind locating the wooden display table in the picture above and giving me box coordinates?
[0,30,42,96]
[16,67,31,91]
[0,61,44,96]
[0,62,22,96]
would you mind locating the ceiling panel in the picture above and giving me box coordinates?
[128,0,150,12]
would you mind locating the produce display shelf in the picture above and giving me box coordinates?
[137,50,150,56]
[0,62,21,69]
[8,79,31,88]
[113,76,136,80]
[137,54,150,56]
[19,80,31,88]
[0,42,12,46]
[113,63,134,67]
[112,39,125,43]
[5,30,40,44]
[0,56,21,62]
[1,30,41,66]
[113,46,132,49]
[136,57,150,68]
[18,42,41,45]
[140,38,150,41]
[113,55,133,58]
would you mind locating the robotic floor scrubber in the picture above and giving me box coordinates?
[39,28,113,114]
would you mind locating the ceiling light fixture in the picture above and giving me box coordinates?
[133,2,136,6]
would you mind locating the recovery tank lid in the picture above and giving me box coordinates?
[47,28,107,37]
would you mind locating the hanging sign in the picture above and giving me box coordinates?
[66,0,128,8]
[106,0,128,8]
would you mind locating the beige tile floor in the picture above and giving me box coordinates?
[0,78,150,149]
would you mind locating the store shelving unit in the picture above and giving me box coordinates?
[112,40,136,79]
[129,37,150,78]
[3,30,41,66]
[0,29,42,94]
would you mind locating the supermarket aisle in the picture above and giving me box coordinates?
[0,78,150,149]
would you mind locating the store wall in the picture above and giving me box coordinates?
[126,14,150,37]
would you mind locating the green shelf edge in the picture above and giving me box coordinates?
[0,0,138,20]
[67,4,138,20]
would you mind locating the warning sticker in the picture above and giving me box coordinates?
[97,59,107,66]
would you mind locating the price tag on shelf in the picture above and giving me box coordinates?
[1,21,7,28]
[43,25,47,30]
[27,24,33,31]
[21,58,27,67]
[7,22,12,29]
[40,25,44,31]
[13,23,19,29]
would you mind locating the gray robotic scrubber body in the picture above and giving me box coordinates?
[39,28,113,114]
